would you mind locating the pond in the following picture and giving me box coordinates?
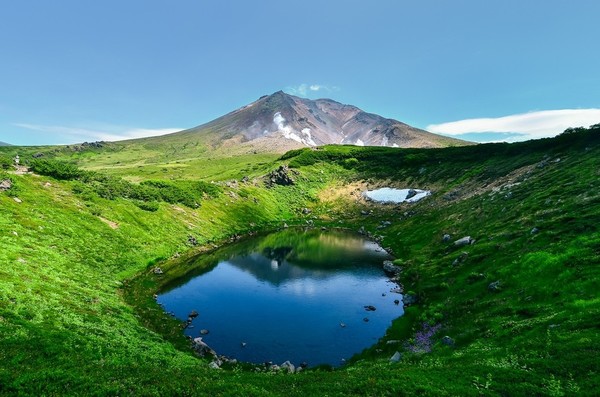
[157,229,403,368]
[364,187,431,203]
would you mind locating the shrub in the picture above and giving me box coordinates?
[30,159,83,180]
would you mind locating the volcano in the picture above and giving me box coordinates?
[171,91,469,153]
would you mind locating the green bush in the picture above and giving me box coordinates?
[30,159,84,180]
[133,200,160,212]
[0,155,13,170]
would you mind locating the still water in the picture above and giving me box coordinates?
[158,229,403,367]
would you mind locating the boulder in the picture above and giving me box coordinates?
[13,197,22,203]
[390,351,402,363]
[488,280,502,292]
[200,329,210,335]
[454,236,474,247]
[364,305,377,312]
[280,360,295,374]
[192,337,216,357]
[0,179,12,191]
[441,336,455,347]
[442,234,452,242]
[266,165,295,186]
[153,267,163,275]
[188,310,199,318]
[383,260,402,275]
[406,189,418,200]
[208,361,221,370]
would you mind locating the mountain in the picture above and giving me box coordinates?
[0,141,11,146]
[172,91,470,153]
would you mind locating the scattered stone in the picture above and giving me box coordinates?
[241,176,250,183]
[390,351,402,363]
[488,280,502,292]
[364,305,377,312]
[200,329,210,335]
[383,260,402,275]
[208,361,221,370]
[153,267,164,275]
[189,310,199,318]
[531,227,539,234]
[280,361,295,374]
[187,235,198,246]
[442,234,452,242]
[13,197,22,203]
[454,236,474,247]
[441,336,455,347]
[301,207,312,215]
[0,179,12,191]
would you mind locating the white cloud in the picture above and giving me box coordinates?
[13,123,182,144]
[286,83,339,97]
[427,109,600,142]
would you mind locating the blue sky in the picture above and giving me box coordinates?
[1,0,599,146]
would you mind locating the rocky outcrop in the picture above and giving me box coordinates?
[266,165,296,186]
[192,337,216,357]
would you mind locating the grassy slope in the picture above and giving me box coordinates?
[1,127,599,395]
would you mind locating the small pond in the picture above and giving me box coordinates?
[364,187,431,203]
[157,229,403,367]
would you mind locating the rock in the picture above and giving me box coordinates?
[280,361,295,374]
[340,322,346,328]
[266,165,296,186]
[153,267,163,275]
[200,329,210,335]
[363,317,369,322]
[390,351,402,363]
[208,361,221,370]
[386,340,401,345]
[360,210,370,216]
[269,364,280,372]
[13,197,22,203]
[442,234,452,242]
[192,337,216,357]
[358,226,366,235]
[394,299,400,305]
[301,207,312,215]
[188,310,199,318]
[187,235,198,246]
[0,179,12,190]
[454,236,474,247]
[241,342,247,347]
[488,280,502,292]
[241,176,250,183]
[441,336,455,346]
[531,227,539,234]
[300,362,308,369]
[383,260,402,275]
[406,189,418,199]
[283,223,289,228]
[295,367,303,374]
[364,305,377,312]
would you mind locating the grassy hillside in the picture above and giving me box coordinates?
[1,125,599,395]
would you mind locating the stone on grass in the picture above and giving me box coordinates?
[390,351,402,363]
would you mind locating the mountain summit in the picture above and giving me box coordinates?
[174,91,468,153]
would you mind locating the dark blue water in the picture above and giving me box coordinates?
[158,229,403,367]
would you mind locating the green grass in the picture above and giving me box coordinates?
[1,126,599,395]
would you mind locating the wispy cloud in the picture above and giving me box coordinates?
[285,83,339,97]
[13,123,182,144]
[427,109,600,142]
